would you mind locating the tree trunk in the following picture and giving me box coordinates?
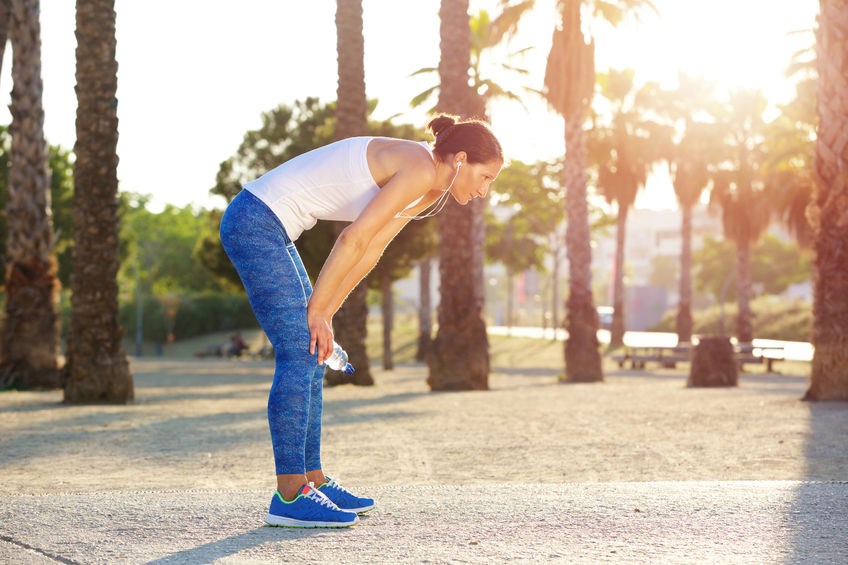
[63,0,133,403]
[735,239,754,343]
[563,117,603,382]
[381,269,394,370]
[609,203,628,348]
[0,0,62,390]
[675,203,694,343]
[331,0,372,386]
[0,0,9,81]
[688,336,738,387]
[427,0,489,391]
[806,0,848,401]
[416,258,432,362]
[551,233,561,336]
[506,272,514,331]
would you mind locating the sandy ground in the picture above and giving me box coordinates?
[1,355,846,497]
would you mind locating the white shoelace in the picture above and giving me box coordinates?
[306,486,339,509]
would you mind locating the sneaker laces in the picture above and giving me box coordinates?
[305,484,340,510]
[326,477,354,495]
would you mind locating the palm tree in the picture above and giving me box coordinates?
[63,0,133,403]
[542,0,597,381]
[669,123,714,343]
[806,0,848,401]
[0,0,62,390]
[331,0,373,386]
[709,90,773,344]
[646,74,721,344]
[590,69,669,348]
[411,1,536,114]
[544,0,657,381]
[427,0,489,390]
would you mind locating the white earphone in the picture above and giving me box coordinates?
[395,160,463,220]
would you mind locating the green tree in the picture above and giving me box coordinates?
[0,0,62,390]
[806,0,848,400]
[693,235,810,302]
[486,159,562,328]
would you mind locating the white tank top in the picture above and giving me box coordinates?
[243,136,432,241]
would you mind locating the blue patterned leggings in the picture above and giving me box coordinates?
[219,190,324,475]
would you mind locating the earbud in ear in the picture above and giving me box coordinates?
[456,161,463,168]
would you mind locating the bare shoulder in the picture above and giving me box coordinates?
[367,138,436,188]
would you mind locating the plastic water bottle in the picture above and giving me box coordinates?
[325,341,355,375]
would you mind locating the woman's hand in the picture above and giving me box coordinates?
[307,308,334,365]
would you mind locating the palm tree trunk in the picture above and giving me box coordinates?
[734,240,754,343]
[610,203,628,348]
[563,117,603,382]
[0,0,9,80]
[806,0,848,400]
[333,0,372,386]
[675,203,694,343]
[551,233,561,335]
[416,258,432,362]
[427,0,489,391]
[380,269,394,370]
[0,0,61,390]
[63,0,133,403]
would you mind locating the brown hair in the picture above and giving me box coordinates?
[427,114,503,165]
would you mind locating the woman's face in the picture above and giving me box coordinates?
[450,158,503,205]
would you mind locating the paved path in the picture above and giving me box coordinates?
[2,481,846,564]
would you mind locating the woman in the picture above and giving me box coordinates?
[220,114,503,528]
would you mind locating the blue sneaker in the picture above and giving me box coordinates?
[264,483,359,528]
[318,477,375,514]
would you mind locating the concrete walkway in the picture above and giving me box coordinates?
[1,481,846,563]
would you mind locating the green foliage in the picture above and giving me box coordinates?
[693,234,811,301]
[0,126,75,287]
[119,293,257,343]
[651,294,811,342]
[119,195,228,296]
[486,159,562,274]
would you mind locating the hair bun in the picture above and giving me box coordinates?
[427,115,457,138]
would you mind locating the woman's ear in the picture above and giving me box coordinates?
[454,151,468,168]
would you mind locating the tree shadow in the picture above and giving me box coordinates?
[788,398,848,562]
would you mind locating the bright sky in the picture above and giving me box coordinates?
[1,0,818,212]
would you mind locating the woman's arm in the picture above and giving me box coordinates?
[307,160,436,363]
[325,187,444,316]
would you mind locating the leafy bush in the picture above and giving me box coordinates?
[119,293,257,343]
[651,295,812,342]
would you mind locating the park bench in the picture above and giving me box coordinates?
[613,339,785,371]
